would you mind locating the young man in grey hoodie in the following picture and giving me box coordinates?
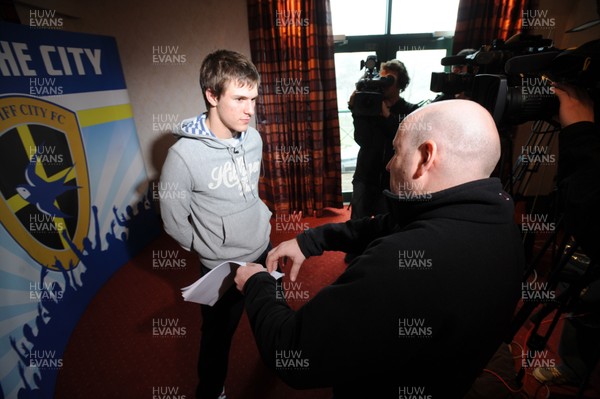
[159,49,272,399]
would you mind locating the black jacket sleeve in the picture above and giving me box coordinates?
[242,243,408,389]
[557,121,600,263]
[296,213,396,258]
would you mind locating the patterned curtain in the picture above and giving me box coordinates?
[247,0,342,217]
[452,0,538,53]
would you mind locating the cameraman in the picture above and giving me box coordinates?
[432,48,477,102]
[348,59,419,222]
[533,82,600,387]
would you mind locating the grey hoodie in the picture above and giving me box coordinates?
[159,114,271,269]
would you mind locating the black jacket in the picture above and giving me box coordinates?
[352,98,419,188]
[243,178,524,398]
[557,121,600,264]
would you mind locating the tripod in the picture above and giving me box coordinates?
[507,231,598,397]
[499,119,600,394]
[498,119,561,199]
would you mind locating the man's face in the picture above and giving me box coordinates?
[387,123,419,194]
[210,80,258,134]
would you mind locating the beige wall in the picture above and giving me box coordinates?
[15,0,252,181]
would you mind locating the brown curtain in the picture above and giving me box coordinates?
[452,0,538,53]
[247,0,342,217]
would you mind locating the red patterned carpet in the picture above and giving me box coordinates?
[55,206,600,398]
[55,208,349,399]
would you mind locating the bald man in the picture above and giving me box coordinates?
[235,100,524,398]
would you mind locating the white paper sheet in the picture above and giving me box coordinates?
[181,261,284,306]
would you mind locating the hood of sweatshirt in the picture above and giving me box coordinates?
[174,113,248,149]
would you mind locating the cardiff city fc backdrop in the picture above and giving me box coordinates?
[0,22,160,398]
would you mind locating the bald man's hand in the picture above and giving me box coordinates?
[553,83,595,127]
[234,263,268,292]
[266,239,306,282]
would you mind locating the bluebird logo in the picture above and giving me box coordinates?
[0,95,91,271]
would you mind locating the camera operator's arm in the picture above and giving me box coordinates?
[553,83,600,262]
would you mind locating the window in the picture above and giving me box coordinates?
[331,0,388,36]
[390,0,461,34]
[331,0,460,197]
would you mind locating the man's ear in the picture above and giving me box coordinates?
[414,140,436,178]
[205,89,219,107]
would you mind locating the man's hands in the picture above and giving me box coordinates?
[234,262,267,291]
[234,238,307,293]
[266,239,306,282]
[553,82,595,127]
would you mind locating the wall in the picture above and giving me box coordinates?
[14,0,252,182]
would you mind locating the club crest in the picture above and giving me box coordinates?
[0,95,90,270]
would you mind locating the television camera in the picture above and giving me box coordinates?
[352,55,396,116]
[431,34,600,127]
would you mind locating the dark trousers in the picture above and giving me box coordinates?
[195,244,271,399]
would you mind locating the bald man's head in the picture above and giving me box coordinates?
[388,100,501,195]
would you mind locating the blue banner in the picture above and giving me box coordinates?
[0,22,160,399]
[0,22,126,95]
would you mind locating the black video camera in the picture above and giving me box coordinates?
[352,55,395,116]
[431,35,554,95]
[472,38,600,126]
[431,34,600,127]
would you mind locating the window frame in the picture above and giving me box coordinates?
[333,0,458,199]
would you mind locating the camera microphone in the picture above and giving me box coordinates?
[441,55,467,66]
[504,51,561,75]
